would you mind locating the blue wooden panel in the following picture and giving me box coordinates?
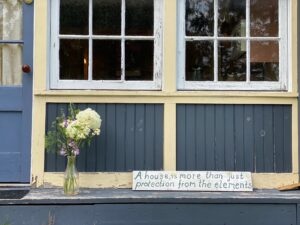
[186,105,196,170]
[195,105,206,170]
[224,105,235,171]
[176,105,186,169]
[0,112,22,182]
[177,104,292,173]
[283,106,292,172]
[244,105,254,171]
[20,0,34,183]
[0,204,296,225]
[254,105,265,172]
[235,105,245,171]
[264,106,274,172]
[0,88,22,111]
[205,105,215,170]
[215,105,225,170]
[45,103,164,172]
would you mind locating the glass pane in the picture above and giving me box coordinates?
[250,0,278,37]
[186,41,214,81]
[0,44,22,86]
[0,1,22,40]
[60,0,89,35]
[250,41,279,81]
[93,0,121,35]
[60,39,89,80]
[186,0,214,36]
[125,0,153,36]
[125,41,153,81]
[218,0,246,37]
[218,41,246,81]
[93,40,121,80]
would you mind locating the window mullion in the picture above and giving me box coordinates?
[213,0,218,82]
[121,0,126,82]
[246,0,250,83]
[88,0,93,82]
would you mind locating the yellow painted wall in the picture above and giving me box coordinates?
[32,0,299,189]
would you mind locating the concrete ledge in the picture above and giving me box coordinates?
[1,189,300,205]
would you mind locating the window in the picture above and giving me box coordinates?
[0,0,23,86]
[50,0,163,90]
[178,0,290,90]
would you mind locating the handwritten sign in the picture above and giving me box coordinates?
[133,171,253,192]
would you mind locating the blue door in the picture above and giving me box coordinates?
[0,1,33,183]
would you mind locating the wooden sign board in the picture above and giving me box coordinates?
[133,171,253,192]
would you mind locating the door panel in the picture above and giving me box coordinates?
[0,1,33,183]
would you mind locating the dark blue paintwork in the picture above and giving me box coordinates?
[177,104,292,173]
[0,2,33,182]
[45,103,164,172]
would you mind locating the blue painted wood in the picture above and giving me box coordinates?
[0,111,22,182]
[154,105,164,169]
[116,104,126,171]
[135,105,145,170]
[186,105,196,170]
[45,104,58,172]
[274,106,284,172]
[205,105,215,170]
[125,105,136,170]
[264,106,274,172]
[0,204,296,225]
[254,105,265,172]
[0,2,35,182]
[235,105,245,171]
[176,105,186,169]
[224,105,235,171]
[45,103,164,172]
[195,105,206,170]
[244,105,254,171]
[144,105,155,169]
[283,106,292,172]
[0,87,22,111]
[177,104,292,173]
[20,0,34,182]
[215,105,225,170]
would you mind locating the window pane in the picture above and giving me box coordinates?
[250,0,278,37]
[60,0,89,35]
[186,0,214,36]
[0,1,22,40]
[93,40,121,80]
[125,41,153,81]
[218,0,246,37]
[93,0,121,35]
[186,41,214,81]
[60,39,89,80]
[125,0,153,36]
[218,41,246,81]
[250,41,279,81]
[0,44,22,86]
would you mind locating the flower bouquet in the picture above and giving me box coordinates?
[45,105,101,195]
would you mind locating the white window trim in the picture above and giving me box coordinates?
[177,0,290,91]
[50,0,163,90]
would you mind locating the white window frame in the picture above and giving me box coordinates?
[50,0,163,90]
[177,0,290,91]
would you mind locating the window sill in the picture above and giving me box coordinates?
[34,90,298,98]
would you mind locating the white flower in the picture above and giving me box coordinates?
[65,120,89,140]
[76,108,101,130]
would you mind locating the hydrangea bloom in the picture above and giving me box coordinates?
[76,108,102,131]
[46,106,101,157]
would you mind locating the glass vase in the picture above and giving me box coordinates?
[64,155,79,195]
